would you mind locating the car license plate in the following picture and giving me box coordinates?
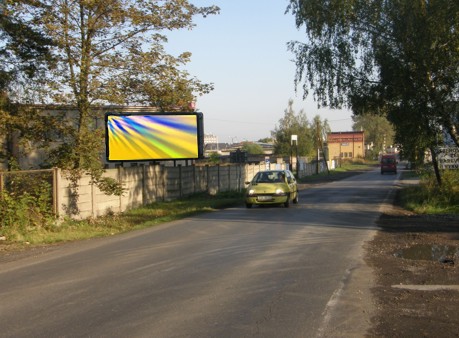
[257,196,273,201]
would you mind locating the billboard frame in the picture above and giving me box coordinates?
[105,111,204,162]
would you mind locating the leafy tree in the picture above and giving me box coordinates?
[241,142,264,155]
[0,4,56,169]
[208,152,221,165]
[258,137,273,144]
[5,0,219,191]
[117,50,213,111]
[0,97,70,170]
[352,114,395,157]
[287,0,459,185]
[271,99,315,157]
[0,4,54,91]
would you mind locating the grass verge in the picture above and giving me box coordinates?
[399,169,459,215]
[1,191,245,249]
[298,159,377,183]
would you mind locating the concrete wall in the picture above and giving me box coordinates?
[52,161,328,220]
[56,164,255,219]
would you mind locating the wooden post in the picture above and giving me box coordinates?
[53,168,59,216]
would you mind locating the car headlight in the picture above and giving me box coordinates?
[248,189,256,196]
[275,188,285,195]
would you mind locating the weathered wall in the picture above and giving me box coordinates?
[54,161,328,219]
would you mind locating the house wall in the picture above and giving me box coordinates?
[327,131,365,160]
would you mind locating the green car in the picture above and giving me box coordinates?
[245,170,299,208]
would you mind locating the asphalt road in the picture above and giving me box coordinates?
[0,168,400,338]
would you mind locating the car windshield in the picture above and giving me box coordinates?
[254,172,284,183]
[382,157,395,164]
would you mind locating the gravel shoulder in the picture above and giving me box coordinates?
[300,168,459,337]
[366,196,459,337]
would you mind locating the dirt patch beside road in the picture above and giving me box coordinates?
[366,203,459,337]
[300,168,459,337]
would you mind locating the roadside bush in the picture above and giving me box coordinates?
[402,169,459,214]
[0,174,55,241]
[339,158,377,169]
[364,148,380,161]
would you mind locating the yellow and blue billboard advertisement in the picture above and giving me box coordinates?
[105,112,204,161]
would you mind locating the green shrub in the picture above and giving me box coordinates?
[401,169,459,214]
[0,173,55,241]
[340,158,376,169]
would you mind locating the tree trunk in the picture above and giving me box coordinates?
[445,122,459,148]
[5,129,20,170]
[429,146,442,186]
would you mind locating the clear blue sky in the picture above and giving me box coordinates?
[166,0,353,143]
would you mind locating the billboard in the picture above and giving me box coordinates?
[105,112,204,162]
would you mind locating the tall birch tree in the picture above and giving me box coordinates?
[5,0,218,189]
[287,0,459,184]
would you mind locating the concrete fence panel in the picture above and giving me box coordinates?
[4,160,332,221]
[51,161,328,220]
[195,166,208,193]
[94,169,122,217]
[181,166,197,197]
[146,164,166,203]
[119,166,144,210]
[219,166,230,192]
[164,166,181,201]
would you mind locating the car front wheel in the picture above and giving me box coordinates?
[284,194,290,208]
[293,192,299,204]
[246,203,252,208]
